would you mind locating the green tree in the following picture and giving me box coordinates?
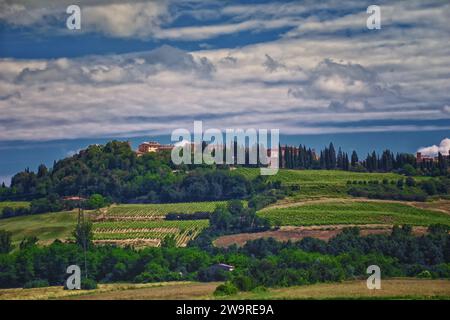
[73,219,93,249]
[0,230,13,254]
[88,194,106,209]
[227,200,244,215]
[161,234,177,248]
[405,176,416,187]
[421,180,437,195]
[402,164,417,176]
[351,150,359,167]
[19,236,38,250]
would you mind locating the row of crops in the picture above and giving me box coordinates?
[234,168,403,185]
[93,220,209,230]
[92,202,219,247]
[106,201,225,217]
[259,200,450,227]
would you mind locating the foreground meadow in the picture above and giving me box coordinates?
[0,279,448,300]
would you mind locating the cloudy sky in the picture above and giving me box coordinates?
[0,0,449,180]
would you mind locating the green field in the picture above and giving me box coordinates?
[0,201,30,212]
[235,168,408,199]
[259,200,450,226]
[106,201,225,217]
[235,168,403,185]
[0,210,77,247]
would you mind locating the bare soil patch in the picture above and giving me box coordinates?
[214,225,428,248]
[411,200,450,215]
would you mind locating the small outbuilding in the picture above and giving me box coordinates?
[212,263,235,272]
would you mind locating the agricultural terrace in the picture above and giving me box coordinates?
[105,201,225,218]
[259,199,450,227]
[235,168,407,199]
[235,168,403,185]
[93,202,223,247]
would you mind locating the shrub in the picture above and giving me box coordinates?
[87,194,107,209]
[0,230,13,254]
[251,286,268,293]
[416,270,432,279]
[232,275,255,291]
[214,282,238,296]
[23,279,49,289]
[406,177,416,187]
[81,278,98,290]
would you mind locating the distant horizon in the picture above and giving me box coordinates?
[1,129,448,186]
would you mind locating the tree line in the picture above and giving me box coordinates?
[0,141,274,204]
[347,176,450,202]
[278,142,449,175]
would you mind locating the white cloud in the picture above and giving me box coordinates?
[0,0,172,38]
[442,105,450,114]
[418,138,450,157]
[0,40,449,141]
[153,18,299,41]
[0,0,299,40]
[287,58,400,112]
[10,45,215,85]
[82,1,171,38]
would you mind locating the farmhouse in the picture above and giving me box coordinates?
[212,263,235,272]
[416,150,450,164]
[136,141,174,156]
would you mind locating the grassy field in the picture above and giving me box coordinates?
[1,279,448,300]
[236,168,403,185]
[0,201,30,211]
[0,281,216,300]
[0,210,77,247]
[226,279,450,300]
[259,199,450,226]
[235,168,408,200]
